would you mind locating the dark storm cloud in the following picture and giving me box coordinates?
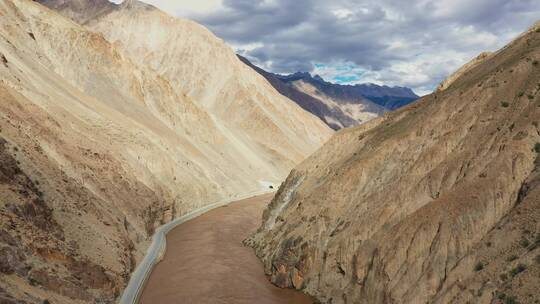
[187,0,540,94]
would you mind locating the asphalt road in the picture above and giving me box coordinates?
[139,193,314,304]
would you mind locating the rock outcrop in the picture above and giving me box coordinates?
[0,0,331,303]
[247,21,540,304]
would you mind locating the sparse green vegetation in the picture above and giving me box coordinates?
[501,101,510,108]
[528,233,540,251]
[509,264,526,277]
[534,143,540,153]
[474,262,484,271]
[529,242,539,251]
[518,92,525,97]
[535,255,540,264]
[520,238,530,247]
[498,293,519,304]
[533,60,539,66]
[500,273,508,281]
[528,94,535,100]
[507,254,518,262]
[505,295,518,304]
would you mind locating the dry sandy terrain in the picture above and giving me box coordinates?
[140,193,313,304]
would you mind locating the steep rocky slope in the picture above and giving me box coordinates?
[0,0,331,303]
[76,0,332,161]
[437,52,493,92]
[239,56,418,129]
[247,22,540,304]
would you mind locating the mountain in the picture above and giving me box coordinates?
[437,52,493,92]
[239,56,419,130]
[73,0,332,159]
[238,55,358,130]
[277,71,418,110]
[0,0,331,303]
[247,21,540,304]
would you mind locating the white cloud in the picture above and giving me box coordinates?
[332,9,354,19]
[112,0,223,16]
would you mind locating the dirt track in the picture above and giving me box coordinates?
[139,193,314,304]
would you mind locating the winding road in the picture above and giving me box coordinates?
[139,193,313,304]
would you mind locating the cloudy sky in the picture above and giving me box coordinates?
[128,0,540,95]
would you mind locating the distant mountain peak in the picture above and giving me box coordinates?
[313,74,325,82]
[275,71,312,82]
[278,69,419,101]
[239,55,419,129]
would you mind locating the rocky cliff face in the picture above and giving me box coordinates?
[0,0,331,303]
[240,57,418,129]
[247,22,540,304]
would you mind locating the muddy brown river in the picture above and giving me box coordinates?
[139,193,314,304]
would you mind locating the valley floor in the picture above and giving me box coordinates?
[139,193,313,304]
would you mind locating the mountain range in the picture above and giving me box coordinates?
[239,55,418,130]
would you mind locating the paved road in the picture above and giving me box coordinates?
[139,193,314,304]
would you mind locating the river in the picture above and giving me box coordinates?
[139,193,314,304]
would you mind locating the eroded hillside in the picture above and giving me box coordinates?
[247,22,540,304]
[0,0,331,303]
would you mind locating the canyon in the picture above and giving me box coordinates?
[2,1,538,304]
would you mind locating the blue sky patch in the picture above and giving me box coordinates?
[333,75,360,83]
